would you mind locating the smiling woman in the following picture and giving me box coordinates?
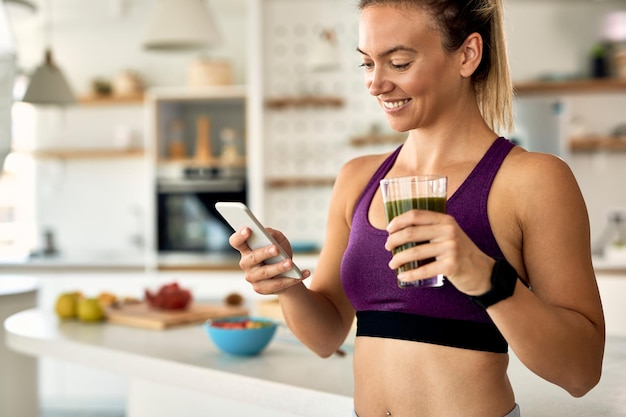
[227,1,605,417]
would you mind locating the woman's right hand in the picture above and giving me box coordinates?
[229,226,310,295]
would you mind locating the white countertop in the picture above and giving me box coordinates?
[5,309,354,417]
[5,309,626,417]
[0,250,320,272]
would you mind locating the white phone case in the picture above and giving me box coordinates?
[215,202,303,279]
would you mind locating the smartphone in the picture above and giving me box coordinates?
[215,201,303,279]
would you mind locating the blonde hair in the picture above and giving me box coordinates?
[358,0,514,134]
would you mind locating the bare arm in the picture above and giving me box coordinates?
[231,157,374,357]
[384,151,605,396]
[488,152,605,397]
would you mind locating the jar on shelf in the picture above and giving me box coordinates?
[167,120,187,160]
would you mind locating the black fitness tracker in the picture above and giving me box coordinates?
[470,258,519,309]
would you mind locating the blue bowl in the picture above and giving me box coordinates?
[203,316,278,356]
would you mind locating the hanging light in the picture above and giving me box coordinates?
[22,49,74,104]
[22,0,75,105]
[143,0,221,51]
[4,0,37,17]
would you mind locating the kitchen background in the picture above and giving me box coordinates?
[2,0,626,415]
[2,0,626,258]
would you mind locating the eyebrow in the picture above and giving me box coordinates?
[356,45,418,57]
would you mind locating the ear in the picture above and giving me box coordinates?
[459,32,483,78]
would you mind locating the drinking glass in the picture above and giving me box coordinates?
[380,175,447,288]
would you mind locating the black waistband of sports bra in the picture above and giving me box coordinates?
[356,310,508,353]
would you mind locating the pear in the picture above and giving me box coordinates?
[77,298,105,323]
[54,292,81,319]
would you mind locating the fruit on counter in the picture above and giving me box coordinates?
[224,292,244,307]
[122,296,140,303]
[97,292,118,308]
[144,282,192,310]
[54,292,82,319]
[77,298,105,322]
[209,318,274,329]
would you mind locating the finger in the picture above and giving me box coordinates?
[250,275,305,295]
[239,243,283,272]
[385,224,439,252]
[229,227,252,252]
[386,209,442,233]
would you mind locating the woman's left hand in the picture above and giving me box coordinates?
[384,209,495,295]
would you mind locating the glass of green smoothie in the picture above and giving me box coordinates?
[380,175,447,288]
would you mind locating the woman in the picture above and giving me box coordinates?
[229,0,605,416]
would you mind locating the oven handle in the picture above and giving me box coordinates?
[157,179,245,193]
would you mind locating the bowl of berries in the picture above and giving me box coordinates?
[203,316,278,356]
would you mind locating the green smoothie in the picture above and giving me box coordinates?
[384,197,446,273]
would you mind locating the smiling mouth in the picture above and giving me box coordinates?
[382,99,410,109]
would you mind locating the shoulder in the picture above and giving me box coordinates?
[335,151,393,187]
[329,150,395,223]
[501,147,578,191]
[496,147,586,222]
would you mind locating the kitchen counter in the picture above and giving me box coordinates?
[0,251,319,272]
[5,309,626,417]
[0,278,39,417]
[5,309,354,417]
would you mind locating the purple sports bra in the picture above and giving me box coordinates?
[340,137,515,353]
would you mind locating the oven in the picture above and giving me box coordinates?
[156,170,246,254]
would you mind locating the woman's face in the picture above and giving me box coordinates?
[358,5,464,132]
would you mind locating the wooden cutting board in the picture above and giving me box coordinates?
[105,302,248,330]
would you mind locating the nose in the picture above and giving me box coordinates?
[366,67,392,97]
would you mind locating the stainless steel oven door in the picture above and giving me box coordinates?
[156,178,246,254]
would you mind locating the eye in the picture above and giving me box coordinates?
[359,62,374,70]
[391,62,410,70]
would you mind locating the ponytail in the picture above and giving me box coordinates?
[477,0,514,134]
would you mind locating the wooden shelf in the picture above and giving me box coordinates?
[265,96,344,109]
[569,136,626,152]
[266,177,335,188]
[514,78,626,95]
[78,94,145,105]
[157,158,247,168]
[25,148,145,159]
[350,133,406,146]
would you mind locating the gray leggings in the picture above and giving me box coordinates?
[352,404,521,417]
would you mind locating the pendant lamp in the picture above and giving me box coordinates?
[4,0,37,15]
[22,0,75,105]
[143,0,221,51]
[22,49,74,105]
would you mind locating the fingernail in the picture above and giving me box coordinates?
[282,260,291,269]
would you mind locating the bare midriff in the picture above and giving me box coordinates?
[353,337,515,417]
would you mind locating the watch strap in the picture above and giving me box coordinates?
[470,258,518,309]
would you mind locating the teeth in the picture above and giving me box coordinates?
[383,99,410,109]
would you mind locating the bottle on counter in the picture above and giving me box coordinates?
[592,210,626,260]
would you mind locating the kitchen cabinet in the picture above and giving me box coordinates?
[146,85,247,169]
[144,85,249,268]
